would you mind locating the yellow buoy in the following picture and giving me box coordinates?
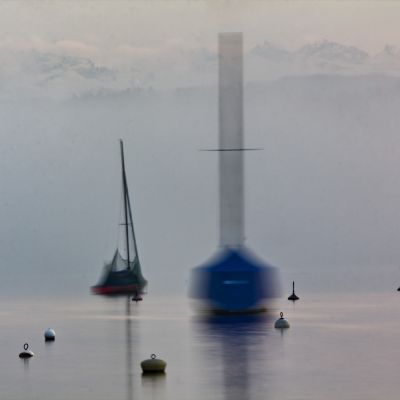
[141,354,166,373]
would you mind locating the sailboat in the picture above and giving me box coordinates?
[91,140,147,296]
[190,33,280,313]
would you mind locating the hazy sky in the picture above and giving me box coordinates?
[1,1,400,45]
[2,1,400,97]
[2,1,400,61]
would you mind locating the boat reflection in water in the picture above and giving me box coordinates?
[122,297,165,400]
[125,298,133,400]
[125,297,166,400]
[194,313,275,400]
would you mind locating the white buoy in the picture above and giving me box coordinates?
[141,354,167,373]
[19,343,34,358]
[44,328,56,341]
[274,312,290,329]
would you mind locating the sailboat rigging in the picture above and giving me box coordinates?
[91,140,147,296]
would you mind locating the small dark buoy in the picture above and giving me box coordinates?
[19,343,34,358]
[288,281,299,301]
[274,312,290,329]
[397,287,400,292]
[141,354,166,373]
[44,328,56,341]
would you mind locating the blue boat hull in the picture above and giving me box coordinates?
[190,247,280,313]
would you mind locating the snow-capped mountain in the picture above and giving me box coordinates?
[2,39,400,100]
[297,40,369,64]
[250,41,293,62]
[26,51,115,81]
[248,40,400,80]
[0,49,127,99]
[373,45,400,64]
[251,40,370,64]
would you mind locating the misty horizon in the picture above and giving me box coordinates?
[1,72,400,298]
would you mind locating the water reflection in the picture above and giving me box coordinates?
[127,297,165,400]
[126,298,133,400]
[195,314,275,400]
[122,297,168,400]
[22,358,30,371]
[141,373,166,400]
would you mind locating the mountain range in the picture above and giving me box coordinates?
[2,39,400,99]
[247,40,400,80]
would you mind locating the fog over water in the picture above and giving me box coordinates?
[1,1,400,299]
[2,76,400,298]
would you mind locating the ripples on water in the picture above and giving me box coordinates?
[0,293,399,399]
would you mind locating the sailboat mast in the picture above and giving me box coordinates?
[120,139,131,270]
[126,188,140,261]
[219,33,244,248]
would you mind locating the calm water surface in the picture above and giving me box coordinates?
[0,292,399,399]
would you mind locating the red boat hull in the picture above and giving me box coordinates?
[91,285,142,296]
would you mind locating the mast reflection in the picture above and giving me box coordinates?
[126,297,133,400]
[196,314,273,400]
